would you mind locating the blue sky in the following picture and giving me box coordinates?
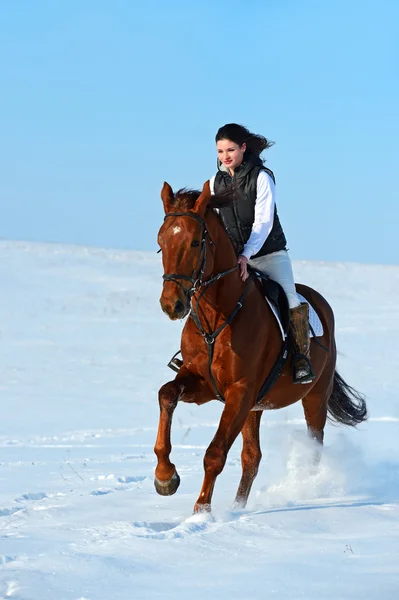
[1,0,398,264]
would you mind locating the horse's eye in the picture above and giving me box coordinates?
[191,240,200,248]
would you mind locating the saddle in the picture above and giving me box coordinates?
[248,266,290,338]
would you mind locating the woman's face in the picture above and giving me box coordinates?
[216,139,246,172]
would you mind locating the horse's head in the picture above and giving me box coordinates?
[158,180,213,320]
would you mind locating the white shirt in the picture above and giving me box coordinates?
[210,171,276,259]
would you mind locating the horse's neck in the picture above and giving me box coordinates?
[199,210,245,315]
[207,210,237,273]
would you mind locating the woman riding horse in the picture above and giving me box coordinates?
[155,172,367,513]
[211,123,314,384]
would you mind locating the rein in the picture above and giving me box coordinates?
[162,210,248,401]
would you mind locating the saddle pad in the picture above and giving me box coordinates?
[265,293,324,341]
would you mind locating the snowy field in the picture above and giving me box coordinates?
[0,240,398,600]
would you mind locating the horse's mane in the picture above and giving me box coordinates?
[173,187,234,211]
[173,188,201,210]
[209,188,235,209]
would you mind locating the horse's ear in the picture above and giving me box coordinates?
[161,181,174,213]
[193,180,211,216]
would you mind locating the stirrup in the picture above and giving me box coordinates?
[292,353,315,384]
[167,350,183,373]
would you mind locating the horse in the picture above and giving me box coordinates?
[154,180,367,513]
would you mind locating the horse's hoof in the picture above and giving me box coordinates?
[154,471,180,496]
[232,497,247,510]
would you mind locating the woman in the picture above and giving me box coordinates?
[210,123,314,384]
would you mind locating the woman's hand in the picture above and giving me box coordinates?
[238,255,249,282]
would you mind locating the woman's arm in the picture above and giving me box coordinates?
[241,171,275,260]
[210,175,216,195]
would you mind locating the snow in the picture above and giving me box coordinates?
[0,240,398,599]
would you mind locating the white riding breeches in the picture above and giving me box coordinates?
[248,250,300,309]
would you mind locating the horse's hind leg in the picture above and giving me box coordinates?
[154,369,212,496]
[301,373,334,468]
[300,393,327,469]
[302,392,328,445]
[302,371,334,445]
[234,411,263,509]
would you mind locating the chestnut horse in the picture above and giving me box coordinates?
[154,181,367,513]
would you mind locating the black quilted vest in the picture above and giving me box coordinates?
[214,154,287,258]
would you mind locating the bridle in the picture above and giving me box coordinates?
[162,211,217,298]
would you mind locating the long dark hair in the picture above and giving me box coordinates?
[215,123,274,156]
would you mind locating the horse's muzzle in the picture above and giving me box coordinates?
[160,297,190,320]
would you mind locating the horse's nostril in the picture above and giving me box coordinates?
[175,300,185,314]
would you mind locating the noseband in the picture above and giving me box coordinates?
[162,211,214,298]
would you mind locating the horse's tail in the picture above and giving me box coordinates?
[327,371,367,426]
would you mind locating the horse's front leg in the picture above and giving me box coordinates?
[154,369,212,496]
[234,410,263,509]
[194,383,253,513]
